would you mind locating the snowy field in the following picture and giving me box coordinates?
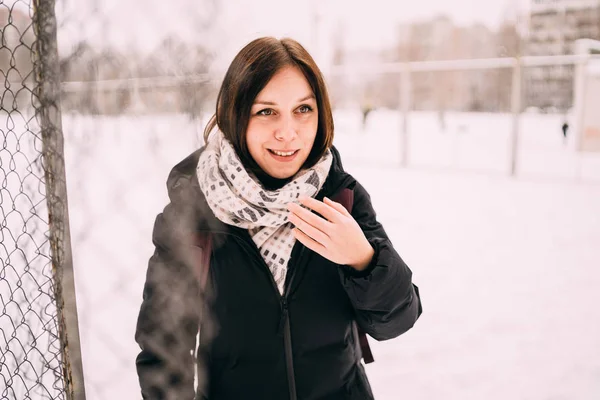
[2,110,600,399]
[335,109,600,181]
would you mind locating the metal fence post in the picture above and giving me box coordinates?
[400,64,411,168]
[509,57,522,177]
[33,0,87,399]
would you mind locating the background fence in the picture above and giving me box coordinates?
[2,0,600,399]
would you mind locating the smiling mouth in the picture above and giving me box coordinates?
[268,149,299,157]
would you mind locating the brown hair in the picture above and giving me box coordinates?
[203,37,334,173]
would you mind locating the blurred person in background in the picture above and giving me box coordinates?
[135,36,422,400]
[360,96,374,132]
[562,120,569,144]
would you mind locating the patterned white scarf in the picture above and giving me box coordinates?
[196,131,333,294]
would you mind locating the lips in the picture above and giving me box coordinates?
[268,149,299,157]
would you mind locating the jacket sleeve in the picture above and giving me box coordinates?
[134,174,207,400]
[338,180,422,341]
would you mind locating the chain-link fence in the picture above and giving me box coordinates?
[2,0,221,397]
[1,0,84,399]
[53,0,221,398]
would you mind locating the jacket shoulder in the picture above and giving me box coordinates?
[166,147,205,200]
[160,146,224,237]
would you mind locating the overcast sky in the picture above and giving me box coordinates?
[52,0,531,68]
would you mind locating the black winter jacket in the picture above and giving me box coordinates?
[135,146,422,400]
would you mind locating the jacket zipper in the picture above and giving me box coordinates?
[203,230,299,399]
[278,176,355,400]
[280,297,296,400]
[196,175,355,400]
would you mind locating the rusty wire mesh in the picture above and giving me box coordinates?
[0,1,67,399]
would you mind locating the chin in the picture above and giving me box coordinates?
[266,166,300,179]
[260,152,308,180]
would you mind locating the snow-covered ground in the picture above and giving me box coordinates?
[358,166,600,400]
[2,110,600,399]
[335,109,600,181]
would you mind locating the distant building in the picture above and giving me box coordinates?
[526,0,600,111]
[394,17,498,111]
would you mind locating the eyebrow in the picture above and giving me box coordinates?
[253,94,315,106]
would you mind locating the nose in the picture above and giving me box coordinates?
[275,114,297,142]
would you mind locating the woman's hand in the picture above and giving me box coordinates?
[287,196,374,271]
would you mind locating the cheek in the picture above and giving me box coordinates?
[245,125,263,157]
[300,117,319,143]
[247,119,271,138]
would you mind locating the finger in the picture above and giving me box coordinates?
[288,213,330,245]
[293,228,327,256]
[298,196,343,222]
[323,197,351,216]
[288,202,333,233]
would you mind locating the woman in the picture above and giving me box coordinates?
[135,37,422,400]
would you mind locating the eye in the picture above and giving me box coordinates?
[297,105,313,114]
[257,108,274,116]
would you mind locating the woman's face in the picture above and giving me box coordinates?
[246,66,319,180]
